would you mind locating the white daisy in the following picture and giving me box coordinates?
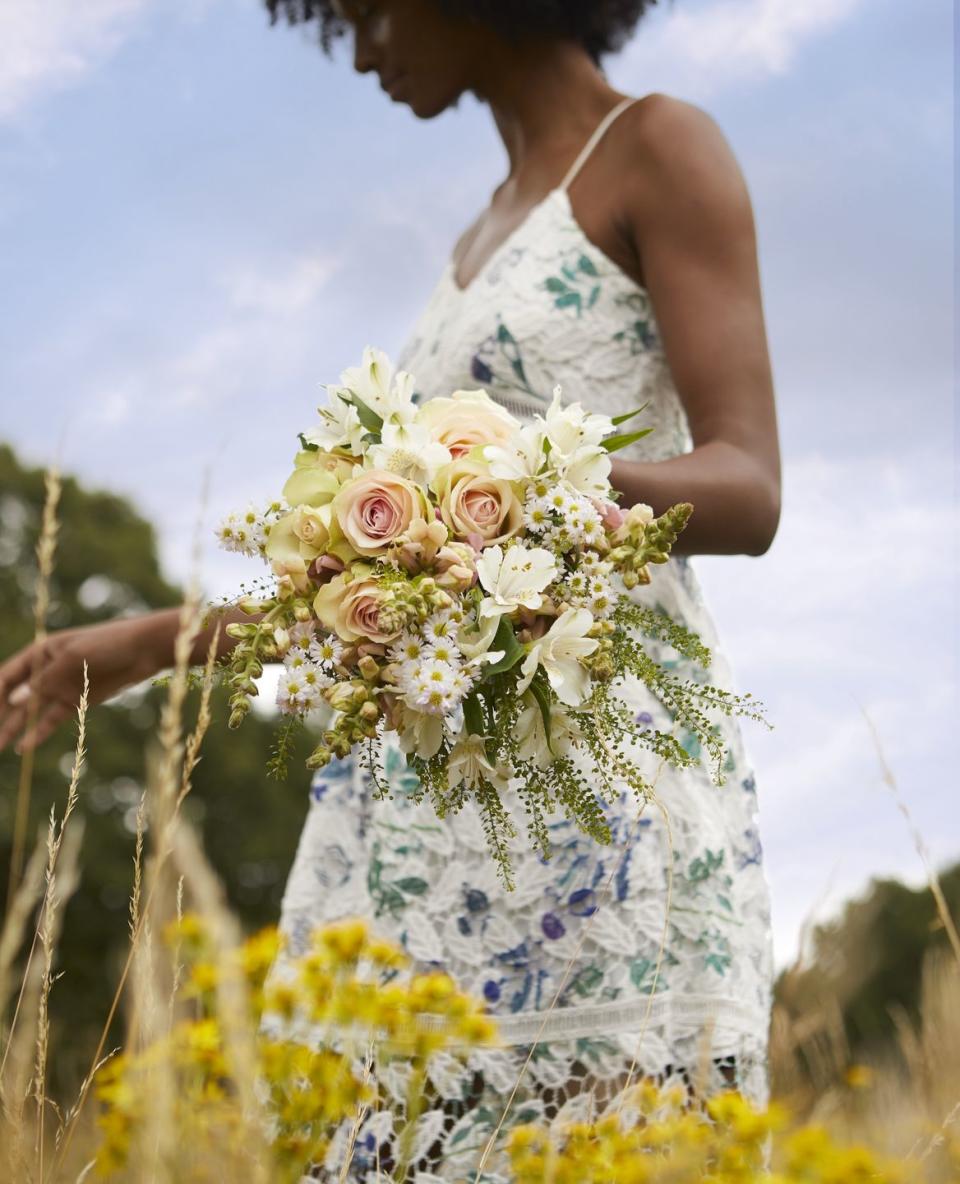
[422,614,458,646]
[276,673,308,713]
[424,638,462,667]
[389,633,425,664]
[310,636,344,667]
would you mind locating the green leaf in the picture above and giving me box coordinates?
[610,402,650,427]
[578,254,599,276]
[601,427,655,453]
[545,277,568,293]
[528,672,554,754]
[346,394,383,435]
[296,433,319,452]
[395,877,429,896]
[554,292,581,311]
[480,618,524,679]
[463,692,486,737]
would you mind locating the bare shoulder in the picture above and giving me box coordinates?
[619,92,754,229]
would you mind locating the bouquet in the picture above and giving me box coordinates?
[215,348,763,885]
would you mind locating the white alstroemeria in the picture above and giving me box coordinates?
[539,384,614,458]
[338,345,417,424]
[516,608,599,706]
[446,734,510,793]
[516,698,583,768]
[457,610,502,663]
[556,445,613,497]
[303,389,366,454]
[395,705,445,760]
[476,544,558,621]
[483,422,546,480]
[366,419,452,485]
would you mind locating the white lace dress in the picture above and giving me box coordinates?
[268,97,774,1181]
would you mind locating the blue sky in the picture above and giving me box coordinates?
[0,0,955,965]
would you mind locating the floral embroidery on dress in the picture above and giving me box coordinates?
[613,289,662,353]
[470,318,547,404]
[542,249,603,317]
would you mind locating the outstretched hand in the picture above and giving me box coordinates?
[0,616,167,755]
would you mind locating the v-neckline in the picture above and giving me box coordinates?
[446,188,565,295]
[443,186,651,299]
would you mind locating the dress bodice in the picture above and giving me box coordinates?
[395,123,692,464]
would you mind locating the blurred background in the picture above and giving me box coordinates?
[0,0,955,1101]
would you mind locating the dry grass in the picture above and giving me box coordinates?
[769,712,960,1180]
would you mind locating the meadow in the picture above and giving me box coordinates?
[0,457,956,1182]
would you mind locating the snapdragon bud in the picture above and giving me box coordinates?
[225,623,259,640]
[306,743,332,770]
[358,654,381,682]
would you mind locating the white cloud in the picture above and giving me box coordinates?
[615,0,867,98]
[0,0,150,122]
[79,245,341,416]
[0,0,238,121]
[695,445,958,966]
[223,253,340,317]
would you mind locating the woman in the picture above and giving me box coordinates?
[0,0,781,1176]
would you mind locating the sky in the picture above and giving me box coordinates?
[0,0,955,967]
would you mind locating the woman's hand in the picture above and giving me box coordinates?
[0,613,174,755]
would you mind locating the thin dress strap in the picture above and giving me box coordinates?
[559,96,642,192]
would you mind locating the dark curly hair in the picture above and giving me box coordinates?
[263,0,660,65]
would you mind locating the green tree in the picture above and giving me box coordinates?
[0,443,315,1095]
[774,860,960,1082]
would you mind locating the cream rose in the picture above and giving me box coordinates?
[313,573,400,644]
[291,504,331,551]
[332,469,426,556]
[416,389,517,460]
[434,458,523,548]
[265,511,315,595]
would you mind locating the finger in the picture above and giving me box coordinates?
[0,645,44,723]
[0,704,28,753]
[17,701,72,754]
[0,677,51,751]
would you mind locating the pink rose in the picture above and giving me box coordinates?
[333,469,426,556]
[435,459,523,548]
[416,389,517,459]
[313,574,400,644]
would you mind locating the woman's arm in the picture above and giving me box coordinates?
[0,601,260,755]
[613,95,781,557]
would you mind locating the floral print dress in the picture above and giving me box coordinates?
[266,97,775,1182]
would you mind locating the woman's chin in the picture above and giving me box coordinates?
[394,86,460,121]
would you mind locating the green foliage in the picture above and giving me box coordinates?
[404,597,768,886]
[775,862,960,1070]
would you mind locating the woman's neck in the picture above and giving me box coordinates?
[472,41,626,181]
